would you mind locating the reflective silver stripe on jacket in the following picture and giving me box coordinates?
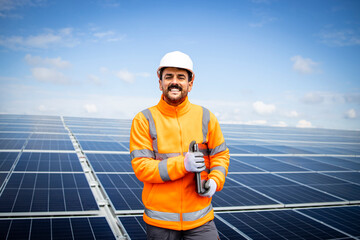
[145,208,180,222]
[141,109,158,153]
[208,142,227,156]
[158,159,171,182]
[210,166,227,177]
[202,107,210,143]
[145,204,213,222]
[182,204,213,222]
[131,149,155,159]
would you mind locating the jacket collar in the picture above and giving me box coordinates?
[157,94,191,116]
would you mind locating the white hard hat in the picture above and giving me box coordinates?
[157,51,195,81]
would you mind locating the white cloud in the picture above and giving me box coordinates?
[0,28,79,50]
[100,67,109,73]
[115,69,150,83]
[0,0,46,18]
[296,119,313,128]
[116,69,135,83]
[253,101,276,115]
[38,105,46,112]
[31,67,70,84]
[285,110,299,118]
[273,121,288,127]
[84,104,98,113]
[88,74,102,85]
[25,54,71,68]
[245,120,267,125]
[291,55,319,74]
[345,109,356,119]
[94,31,115,38]
[319,28,360,47]
[302,92,324,104]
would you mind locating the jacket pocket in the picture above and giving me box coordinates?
[145,183,158,206]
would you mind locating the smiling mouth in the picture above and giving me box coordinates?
[168,85,182,92]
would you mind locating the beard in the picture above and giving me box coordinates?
[163,83,189,106]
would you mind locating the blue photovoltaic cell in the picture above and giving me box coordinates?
[229,174,344,204]
[265,145,315,154]
[30,133,71,140]
[86,153,133,172]
[280,173,360,201]
[298,206,360,238]
[0,217,115,240]
[233,156,309,172]
[97,174,143,211]
[25,139,74,150]
[272,156,350,171]
[0,139,26,150]
[213,177,279,207]
[118,216,147,240]
[227,145,249,154]
[118,215,249,240]
[80,141,128,151]
[228,157,264,172]
[217,210,348,239]
[0,132,30,139]
[326,172,360,184]
[15,152,83,172]
[0,173,8,189]
[0,173,98,213]
[214,216,248,240]
[232,145,284,154]
[307,156,360,171]
[0,152,19,171]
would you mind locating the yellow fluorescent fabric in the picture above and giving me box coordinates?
[130,95,230,230]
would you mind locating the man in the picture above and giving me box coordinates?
[130,51,230,239]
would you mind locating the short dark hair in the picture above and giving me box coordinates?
[159,68,192,81]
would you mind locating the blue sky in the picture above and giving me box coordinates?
[0,0,359,130]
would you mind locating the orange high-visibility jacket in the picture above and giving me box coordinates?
[130,95,230,231]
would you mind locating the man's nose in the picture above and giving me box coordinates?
[170,77,180,84]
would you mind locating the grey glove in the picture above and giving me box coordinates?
[184,147,205,173]
[199,179,217,198]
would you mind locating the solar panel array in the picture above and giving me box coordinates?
[0,114,359,239]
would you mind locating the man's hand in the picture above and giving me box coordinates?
[184,151,205,172]
[199,179,217,198]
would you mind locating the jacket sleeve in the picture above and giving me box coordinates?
[130,112,187,183]
[207,112,230,191]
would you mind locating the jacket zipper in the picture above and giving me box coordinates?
[175,108,184,228]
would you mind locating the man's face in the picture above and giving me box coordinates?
[159,67,193,106]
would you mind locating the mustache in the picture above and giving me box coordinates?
[167,84,182,91]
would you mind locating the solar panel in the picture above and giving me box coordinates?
[326,172,360,184]
[232,156,309,172]
[79,141,128,151]
[216,210,350,239]
[118,215,147,240]
[0,139,26,150]
[15,152,83,172]
[25,139,74,151]
[280,172,360,201]
[298,206,360,238]
[0,173,98,213]
[228,174,345,205]
[1,114,359,239]
[96,173,143,212]
[0,152,19,171]
[272,156,350,171]
[86,153,133,172]
[0,217,116,239]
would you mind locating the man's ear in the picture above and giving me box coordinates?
[159,79,163,91]
[188,79,194,92]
